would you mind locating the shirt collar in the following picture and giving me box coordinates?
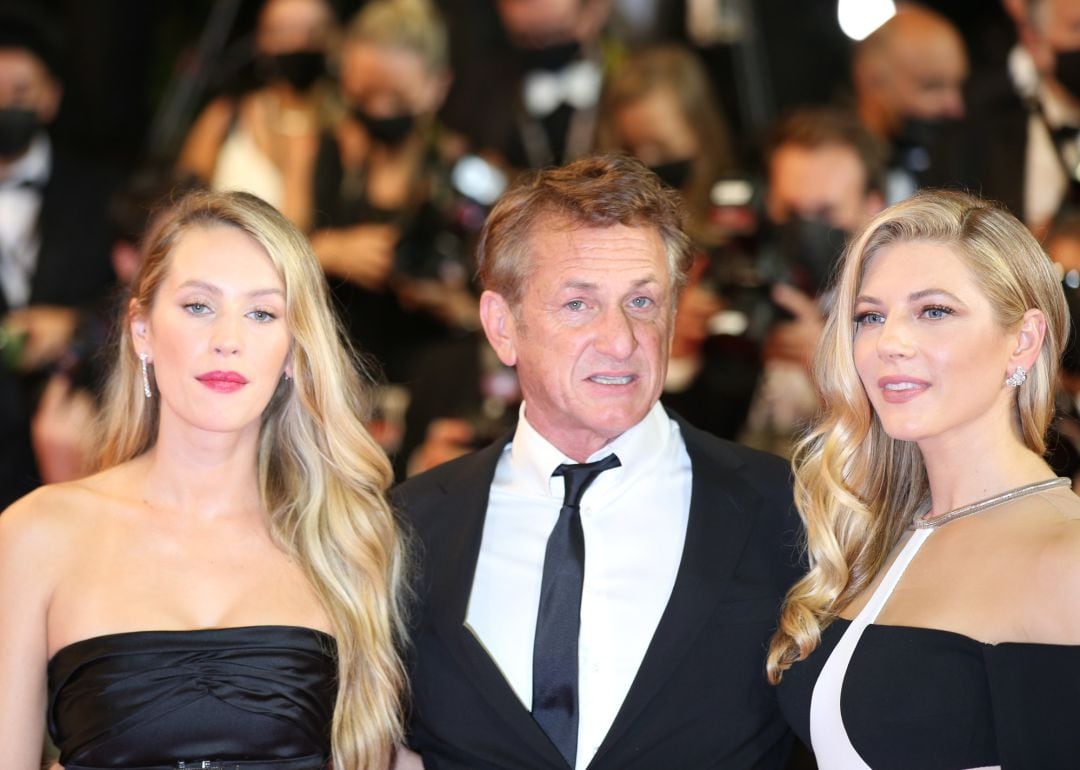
[507,400,670,497]
[0,132,51,188]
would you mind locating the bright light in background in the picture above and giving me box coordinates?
[837,0,896,41]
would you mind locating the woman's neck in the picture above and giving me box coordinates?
[918,408,1054,518]
[138,420,264,521]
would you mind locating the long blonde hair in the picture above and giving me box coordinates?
[96,190,407,769]
[766,190,1068,683]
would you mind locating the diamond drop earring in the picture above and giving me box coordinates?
[140,352,152,398]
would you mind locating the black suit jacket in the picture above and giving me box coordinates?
[393,413,805,769]
[0,142,114,508]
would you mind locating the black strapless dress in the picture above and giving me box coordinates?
[778,619,1080,769]
[47,625,337,770]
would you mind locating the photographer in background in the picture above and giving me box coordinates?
[740,108,887,456]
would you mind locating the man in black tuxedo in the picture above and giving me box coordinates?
[944,0,1080,235]
[0,5,114,505]
[394,154,804,769]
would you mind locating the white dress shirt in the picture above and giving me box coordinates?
[0,133,50,308]
[465,401,692,769]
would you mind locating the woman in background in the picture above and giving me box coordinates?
[179,0,339,230]
[596,44,734,248]
[0,191,407,769]
[769,190,1080,768]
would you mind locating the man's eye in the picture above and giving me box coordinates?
[630,296,653,309]
[566,300,586,311]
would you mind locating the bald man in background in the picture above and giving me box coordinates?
[852,2,969,202]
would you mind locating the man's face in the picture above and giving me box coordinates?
[882,31,968,124]
[767,143,882,233]
[480,221,674,461]
[1042,0,1080,54]
[496,0,580,47]
[0,48,59,123]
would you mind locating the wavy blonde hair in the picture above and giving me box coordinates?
[95,190,407,769]
[766,190,1068,683]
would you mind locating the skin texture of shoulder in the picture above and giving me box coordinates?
[0,475,117,768]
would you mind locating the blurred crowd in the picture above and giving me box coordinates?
[5,0,1080,508]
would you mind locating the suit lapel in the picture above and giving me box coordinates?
[588,420,761,767]
[426,436,569,767]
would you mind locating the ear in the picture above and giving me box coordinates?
[479,289,519,367]
[128,297,152,360]
[1010,308,1047,372]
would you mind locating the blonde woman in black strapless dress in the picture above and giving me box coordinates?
[0,191,407,770]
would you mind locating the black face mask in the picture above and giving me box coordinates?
[1057,49,1080,103]
[892,117,955,174]
[0,108,39,159]
[764,216,848,296]
[261,51,325,91]
[519,40,581,72]
[648,158,693,191]
[352,108,416,146]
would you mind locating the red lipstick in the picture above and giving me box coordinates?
[197,370,249,393]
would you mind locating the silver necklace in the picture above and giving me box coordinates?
[912,477,1071,529]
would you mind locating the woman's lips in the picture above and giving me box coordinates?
[197,371,248,393]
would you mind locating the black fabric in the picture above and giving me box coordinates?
[393,411,805,769]
[48,626,337,769]
[778,619,1080,769]
[532,454,621,764]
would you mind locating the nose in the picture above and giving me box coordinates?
[211,315,242,356]
[593,306,637,360]
[876,316,914,360]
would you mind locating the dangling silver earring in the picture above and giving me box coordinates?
[140,352,152,398]
[1005,365,1027,388]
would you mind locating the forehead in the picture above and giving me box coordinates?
[860,240,975,292]
[0,48,50,86]
[614,88,694,143]
[770,143,867,203]
[522,220,670,290]
[258,0,333,45]
[342,42,429,88]
[162,225,283,290]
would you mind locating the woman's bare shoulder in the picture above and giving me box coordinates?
[0,462,144,547]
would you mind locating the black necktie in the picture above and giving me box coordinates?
[532,453,621,766]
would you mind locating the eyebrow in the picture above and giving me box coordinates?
[176,279,284,299]
[855,288,965,305]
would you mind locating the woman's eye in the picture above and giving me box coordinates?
[854,311,884,325]
[248,309,277,323]
[922,305,953,320]
[184,302,210,315]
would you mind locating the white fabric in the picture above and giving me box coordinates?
[0,133,50,308]
[211,125,283,209]
[466,400,692,769]
[522,60,604,119]
[809,528,934,769]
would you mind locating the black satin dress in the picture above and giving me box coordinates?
[47,625,337,770]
